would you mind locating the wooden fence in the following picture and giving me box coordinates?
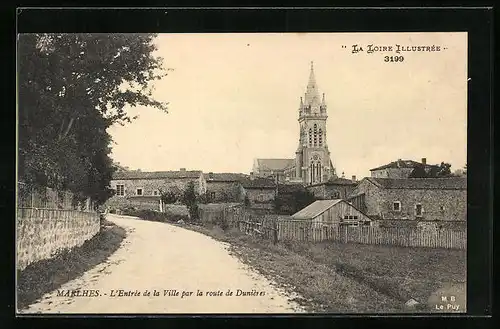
[197,205,466,250]
[277,220,466,250]
[237,220,278,242]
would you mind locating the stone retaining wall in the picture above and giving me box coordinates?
[16,208,100,271]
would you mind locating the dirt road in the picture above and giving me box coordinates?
[20,214,306,314]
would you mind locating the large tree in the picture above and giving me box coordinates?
[18,33,169,204]
[409,162,453,178]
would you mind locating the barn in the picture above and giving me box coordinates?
[291,199,372,226]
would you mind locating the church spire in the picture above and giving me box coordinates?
[304,61,320,108]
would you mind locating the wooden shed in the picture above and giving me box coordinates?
[291,199,372,226]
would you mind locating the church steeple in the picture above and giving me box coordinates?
[295,62,334,185]
[304,61,321,110]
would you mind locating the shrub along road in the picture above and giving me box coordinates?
[19,214,305,314]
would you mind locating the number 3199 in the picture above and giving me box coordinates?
[384,56,404,62]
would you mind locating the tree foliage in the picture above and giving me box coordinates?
[182,181,199,220]
[273,189,317,215]
[409,162,453,178]
[18,33,169,204]
[159,189,178,204]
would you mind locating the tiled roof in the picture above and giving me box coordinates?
[366,177,467,190]
[256,159,295,171]
[277,184,305,193]
[370,159,438,171]
[307,177,357,187]
[241,178,276,189]
[291,199,343,220]
[198,203,242,210]
[112,170,202,180]
[205,173,249,182]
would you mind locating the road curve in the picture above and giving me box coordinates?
[20,214,306,314]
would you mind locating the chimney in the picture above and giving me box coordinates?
[397,159,402,168]
[250,172,255,180]
[352,175,356,183]
[421,158,427,165]
[208,172,213,179]
[180,168,186,172]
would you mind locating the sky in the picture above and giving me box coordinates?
[107,32,467,179]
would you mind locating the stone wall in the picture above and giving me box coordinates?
[371,168,414,179]
[307,183,355,200]
[17,208,100,271]
[244,188,275,210]
[109,177,204,198]
[205,181,243,202]
[106,195,161,211]
[350,180,467,221]
[106,177,205,211]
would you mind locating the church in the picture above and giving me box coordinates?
[252,62,336,186]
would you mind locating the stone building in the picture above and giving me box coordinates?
[239,177,277,213]
[204,172,248,202]
[106,169,206,211]
[347,177,467,223]
[306,176,358,200]
[370,158,438,179]
[251,159,295,183]
[252,62,336,186]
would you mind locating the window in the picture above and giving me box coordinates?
[353,215,358,220]
[136,188,143,196]
[308,129,312,146]
[319,128,323,146]
[393,201,401,212]
[153,190,159,196]
[344,215,349,220]
[210,192,216,200]
[116,184,125,196]
[313,124,318,146]
[439,205,445,211]
[415,204,423,217]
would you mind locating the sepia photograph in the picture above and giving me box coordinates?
[16,31,467,314]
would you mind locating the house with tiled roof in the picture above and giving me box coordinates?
[239,177,277,212]
[347,176,467,224]
[204,172,249,202]
[105,168,207,211]
[370,158,439,179]
[306,175,359,200]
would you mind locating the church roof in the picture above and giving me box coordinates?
[256,158,295,171]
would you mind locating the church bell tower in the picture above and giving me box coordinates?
[295,62,335,185]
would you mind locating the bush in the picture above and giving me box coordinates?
[121,209,189,223]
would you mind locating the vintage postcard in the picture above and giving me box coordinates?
[16,32,467,314]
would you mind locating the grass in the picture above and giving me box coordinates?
[16,220,127,310]
[184,223,466,313]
